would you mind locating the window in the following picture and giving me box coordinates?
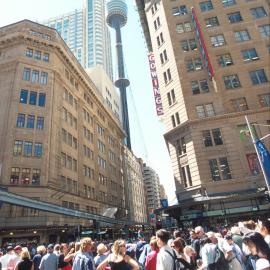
[29,91,37,105]
[203,130,221,148]
[176,22,193,33]
[176,137,186,156]
[38,93,46,107]
[16,114,25,127]
[259,25,270,38]
[191,79,209,94]
[172,5,188,16]
[31,70,39,83]
[154,17,161,30]
[234,30,251,41]
[205,17,219,27]
[196,103,215,118]
[20,89,28,104]
[221,0,236,7]
[163,68,172,84]
[250,7,267,19]
[34,50,41,60]
[175,112,180,125]
[13,140,23,156]
[23,141,32,156]
[228,12,243,23]
[157,32,164,47]
[181,165,192,187]
[200,1,214,12]
[36,116,44,130]
[21,168,31,184]
[231,97,249,111]
[217,54,233,67]
[32,169,41,185]
[22,68,31,81]
[258,94,270,107]
[26,48,33,58]
[167,89,176,106]
[186,58,203,72]
[10,167,20,184]
[211,34,225,47]
[26,115,35,129]
[223,74,241,89]
[160,49,168,64]
[43,53,49,62]
[241,48,259,61]
[40,72,48,85]
[181,39,197,51]
[209,158,232,181]
[34,143,43,157]
[249,69,268,85]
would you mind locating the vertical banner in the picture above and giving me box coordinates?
[160,198,168,208]
[246,153,260,175]
[148,52,164,116]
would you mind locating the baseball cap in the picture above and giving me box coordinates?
[14,245,22,251]
[47,244,54,249]
[256,258,270,270]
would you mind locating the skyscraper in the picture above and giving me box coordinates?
[136,0,270,224]
[42,0,113,80]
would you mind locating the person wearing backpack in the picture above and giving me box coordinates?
[197,237,217,270]
[72,237,95,270]
[156,229,175,270]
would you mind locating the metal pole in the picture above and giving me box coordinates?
[245,115,270,191]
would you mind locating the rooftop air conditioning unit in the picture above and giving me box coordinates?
[252,56,259,60]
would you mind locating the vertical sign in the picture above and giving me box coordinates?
[148,52,164,116]
[191,8,214,79]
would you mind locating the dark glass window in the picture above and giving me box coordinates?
[34,143,43,157]
[221,0,236,7]
[249,69,268,85]
[241,48,258,61]
[212,129,223,145]
[32,169,41,185]
[228,12,243,23]
[203,130,213,147]
[223,74,241,89]
[34,50,41,60]
[10,167,20,184]
[26,115,35,129]
[250,7,267,19]
[23,141,32,156]
[43,53,49,62]
[13,140,23,156]
[26,48,33,57]
[20,89,28,104]
[209,159,221,181]
[16,114,25,127]
[36,116,44,129]
[29,91,37,105]
[219,157,232,180]
[22,68,31,81]
[40,72,48,85]
[200,1,214,12]
[31,70,39,83]
[38,93,46,107]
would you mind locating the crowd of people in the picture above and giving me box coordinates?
[0,219,269,270]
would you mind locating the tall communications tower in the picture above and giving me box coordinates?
[106,0,131,149]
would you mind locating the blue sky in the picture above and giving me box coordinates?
[1,0,176,202]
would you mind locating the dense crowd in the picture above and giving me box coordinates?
[0,219,269,270]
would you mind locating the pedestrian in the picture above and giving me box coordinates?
[72,237,95,270]
[257,220,270,248]
[156,229,175,270]
[96,239,139,270]
[0,246,14,270]
[7,245,22,270]
[197,236,216,270]
[94,244,108,268]
[14,248,33,270]
[58,243,72,270]
[39,244,58,270]
[32,245,46,270]
[145,237,159,270]
[243,232,270,270]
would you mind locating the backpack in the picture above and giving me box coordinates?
[165,249,182,270]
[213,247,229,270]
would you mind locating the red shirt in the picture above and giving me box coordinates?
[145,249,159,270]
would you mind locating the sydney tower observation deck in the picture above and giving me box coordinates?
[106,0,131,150]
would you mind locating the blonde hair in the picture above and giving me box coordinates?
[150,236,158,250]
[112,239,125,256]
[20,248,30,260]
[80,237,92,252]
[37,245,46,254]
[97,243,107,255]
[75,242,81,252]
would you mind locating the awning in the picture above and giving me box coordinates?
[81,231,93,235]
[98,231,107,235]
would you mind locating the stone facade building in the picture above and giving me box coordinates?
[136,0,270,225]
[0,20,127,243]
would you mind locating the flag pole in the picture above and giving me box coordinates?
[245,115,270,192]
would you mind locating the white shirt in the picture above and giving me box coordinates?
[0,253,13,270]
[264,235,270,248]
[156,245,175,270]
[7,254,20,270]
[201,243,217,268]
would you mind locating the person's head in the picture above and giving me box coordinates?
[80,237,93,253]
[194,226,204,237]
[36,245,46,255]
[149,236,158,251]
[60,243,68,254]
[6,246,14,254]
[224,235,233,245]
[257,220,270,238]
[54,244,61,253]
[20,248,30,260]
[200,236,212,246]
[47,244,54,253]
[206,231,218,244]
[112,239,126,256]
[189,230,197,240]
[243,220,256,230]
[243,232,270,260]
[172,237,185,253]
[173,230,181,239]
[184,245,196,258]
[14,246,22,255]
[230,226,241,236]
[97,243,107,255]
[156,229,170,247]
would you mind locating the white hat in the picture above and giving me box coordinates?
[256,258,270,270]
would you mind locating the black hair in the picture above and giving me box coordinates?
[260,220,270,233]
[243,231,270,260]
[156,229,170,244]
